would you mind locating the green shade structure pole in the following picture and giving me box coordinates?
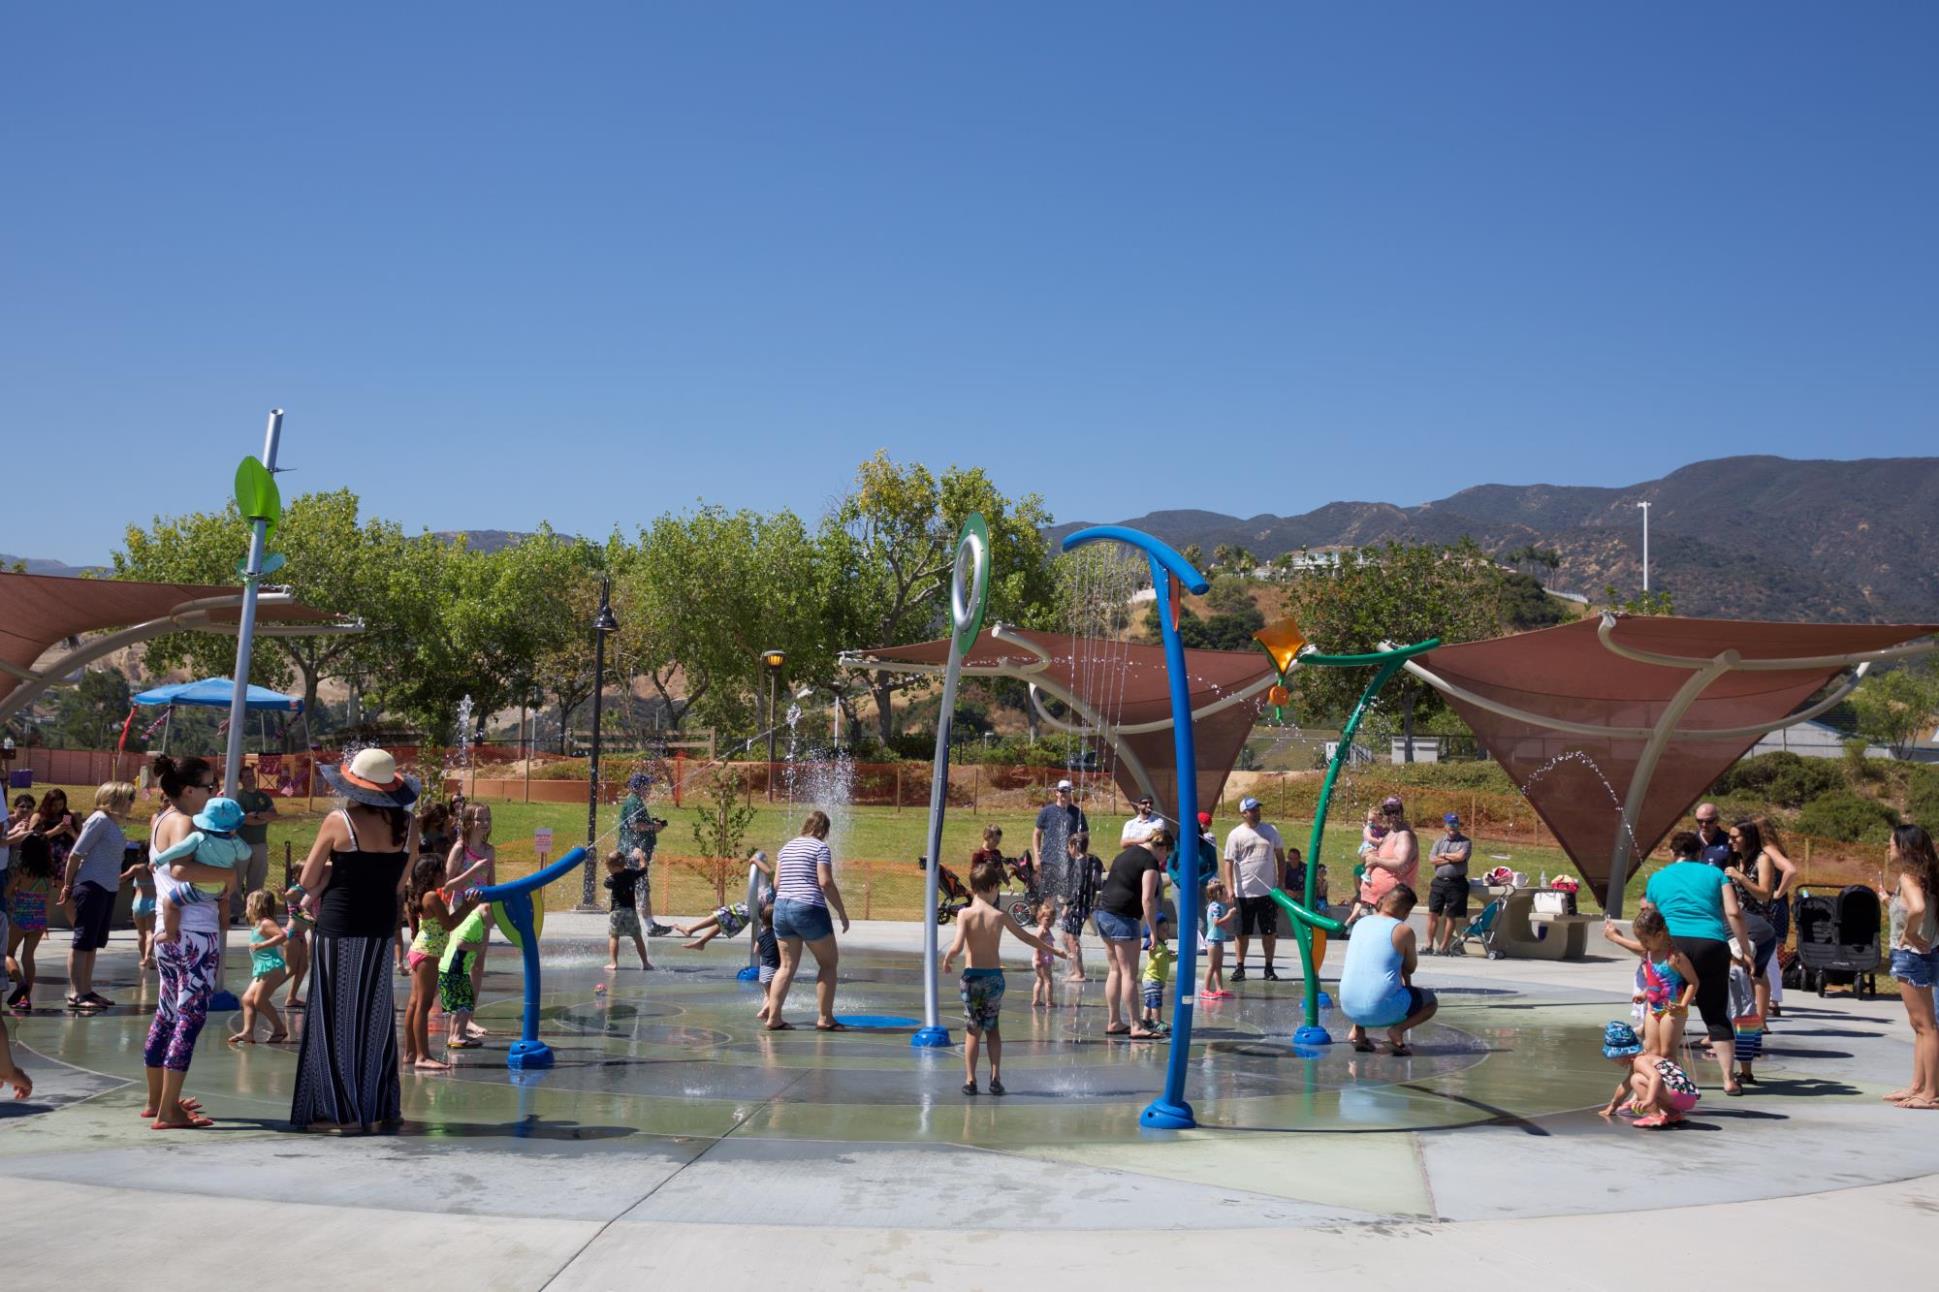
[913,514,990,1049]
[1267,637,1439,1045]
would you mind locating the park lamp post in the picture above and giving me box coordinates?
[760,650,786,801]
[579,577,620,908]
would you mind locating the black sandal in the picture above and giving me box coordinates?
[962,1081,978,1096]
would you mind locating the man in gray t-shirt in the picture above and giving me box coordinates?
[1032,779,1089,902]
[1426,813,1473,955]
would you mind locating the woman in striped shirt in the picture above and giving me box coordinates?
[764,810,851,1031]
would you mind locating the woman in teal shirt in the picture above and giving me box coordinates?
[1642,830,1755,1095]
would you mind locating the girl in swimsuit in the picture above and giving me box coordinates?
[1604,908,1699,1057]
[446,804,497,1032]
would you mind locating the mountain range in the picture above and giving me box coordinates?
[1,553,100,577]
[1050,455,1939,624]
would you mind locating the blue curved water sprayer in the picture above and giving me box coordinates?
[476,846,590,1070]
[1060,525,1209,1130]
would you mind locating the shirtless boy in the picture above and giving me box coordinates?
[942,857,1067,1096]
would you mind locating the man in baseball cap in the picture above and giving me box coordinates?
[1033,778,1089,905]
[1223,796,1287,981]
[1426,812,1473,955]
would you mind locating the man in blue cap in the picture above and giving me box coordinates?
[1426,811,1473,955]
[1222,796,1287,981]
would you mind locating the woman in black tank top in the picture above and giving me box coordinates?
[292,751,419,1134]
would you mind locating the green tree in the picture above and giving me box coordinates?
[51,668,135,749]
[1282,539,1509,760]
[438,529,605,744]
[618,506,831,741]
[1501,571,1568,630]
[1852,663,1939,759]
[824,453,1056,744]
[1604,584,1675,616]
[1204,575,1255,617]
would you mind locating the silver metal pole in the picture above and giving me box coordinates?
[917,656,962,1041]
[215,407,281,1009]
[223,409,283,794]
[1638,501,1650,594]
[745,861,764,976]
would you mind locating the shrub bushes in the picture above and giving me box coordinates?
[1905,765,1939,828]
[1796,790,1901,844]
[1711,751,1846,808]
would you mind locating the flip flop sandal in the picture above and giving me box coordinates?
[765,1021,796,1031]
[151,1113,216,1130]
[1390,1043,1414,1057]
[815,1021,849,1032]
[1104,1025,1132,1036]
[1351,1037,1376,1053]
[1126,1030,1159,1041]
[80,993,115,1009]
[265,1033,289,1044]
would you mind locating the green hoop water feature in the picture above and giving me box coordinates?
[1261,638,1440,1044]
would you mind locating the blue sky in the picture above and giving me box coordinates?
[6,3,1935,564]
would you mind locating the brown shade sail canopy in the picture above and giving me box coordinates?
[844,626,1277,819]
[1414,615,1938,908]
[0,571,341,718]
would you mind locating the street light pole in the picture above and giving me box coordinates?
[760,650,786,802]
[1637,501,1651,594]
[580,577,620,908]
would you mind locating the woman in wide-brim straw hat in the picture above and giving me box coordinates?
[290,748,420,1134]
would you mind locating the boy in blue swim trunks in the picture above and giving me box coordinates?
[943,857,1066,1096]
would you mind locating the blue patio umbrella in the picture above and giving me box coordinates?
[133,677,303,712]
[133,677,303,756]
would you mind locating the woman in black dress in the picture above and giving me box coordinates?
[291,748,419,1134]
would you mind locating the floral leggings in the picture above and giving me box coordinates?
[144,930,219,1072]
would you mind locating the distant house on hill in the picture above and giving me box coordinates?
[1747,719,1891,761]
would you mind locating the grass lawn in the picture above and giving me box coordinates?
[39,781,1649,920]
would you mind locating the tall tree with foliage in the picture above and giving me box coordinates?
[619,506,832,741]
[51,668,136,749]
[112,489,419,718]
[1281,539,1509,759]
[823,453,1057,744]
[1852,662,1939,759]
[435,529,604,743]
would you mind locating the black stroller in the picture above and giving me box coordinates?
[1790,886,1883,997]
[917,856,973,925]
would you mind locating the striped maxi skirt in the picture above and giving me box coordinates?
[290,935,401,1130]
